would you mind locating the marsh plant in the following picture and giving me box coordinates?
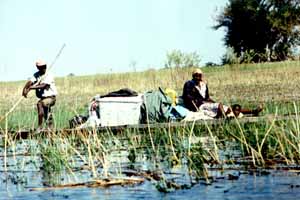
[1,61,300,191]
[39,136,72,173]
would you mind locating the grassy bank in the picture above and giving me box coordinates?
[1,61,300,191]
[1,61,300,129]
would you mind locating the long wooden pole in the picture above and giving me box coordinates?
[0,44,66,123]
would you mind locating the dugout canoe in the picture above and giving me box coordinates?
[0,114,298,140]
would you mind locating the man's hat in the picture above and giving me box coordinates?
[192,68,203,75]
[35,59,47,67]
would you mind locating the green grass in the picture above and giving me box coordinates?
[1,61,300,190]
[1,60,300,129]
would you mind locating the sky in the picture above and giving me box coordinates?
[0,0,227,81]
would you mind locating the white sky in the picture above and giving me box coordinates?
[0,0,227,81]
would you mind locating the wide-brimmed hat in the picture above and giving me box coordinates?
[192,68,203,75]
[35,59,47,67]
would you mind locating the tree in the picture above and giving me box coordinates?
[164,50,201,68]
[214,0,300,63]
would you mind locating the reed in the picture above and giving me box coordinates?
[1,61,300,129]
[1,60,300,191]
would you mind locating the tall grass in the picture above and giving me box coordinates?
[1,61,300,129]
[1,61,300,190]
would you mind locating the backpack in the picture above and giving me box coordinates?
[140,88,173,123]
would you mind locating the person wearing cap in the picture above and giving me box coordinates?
[22,60,58,131]
[182,68,224,117]
[182,68,263,118]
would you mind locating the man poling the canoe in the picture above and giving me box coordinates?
[22,59,58,132]
[0,44,66,132]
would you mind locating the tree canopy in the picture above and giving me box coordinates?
[215,0,300,63]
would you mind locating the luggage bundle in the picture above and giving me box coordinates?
[69,88,186,128]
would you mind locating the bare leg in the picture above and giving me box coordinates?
[241,105,263,116]
[240,108,253,114]
[37,101,44,128]
[216,103,229,118]
[45,107,54,129]
[252,104,264,116]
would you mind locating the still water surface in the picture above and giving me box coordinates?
[1,138,300,199]
[1,170,300,200]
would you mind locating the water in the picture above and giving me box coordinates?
[1,137,300,199]
[2,170,300,200]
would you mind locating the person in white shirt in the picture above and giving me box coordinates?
[182,68,263,118]
[22,59,58,130]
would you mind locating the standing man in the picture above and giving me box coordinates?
[22,60,57,131]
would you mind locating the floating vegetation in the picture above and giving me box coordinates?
[1,114,300,195]
[1,62,300,198]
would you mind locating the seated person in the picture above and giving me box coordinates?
[69,95,101,129]
[182,68,262,118]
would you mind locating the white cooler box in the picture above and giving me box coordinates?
[99,95,143,127]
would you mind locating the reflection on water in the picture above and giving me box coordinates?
[2,170,300,200]
[1,136,300,200]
